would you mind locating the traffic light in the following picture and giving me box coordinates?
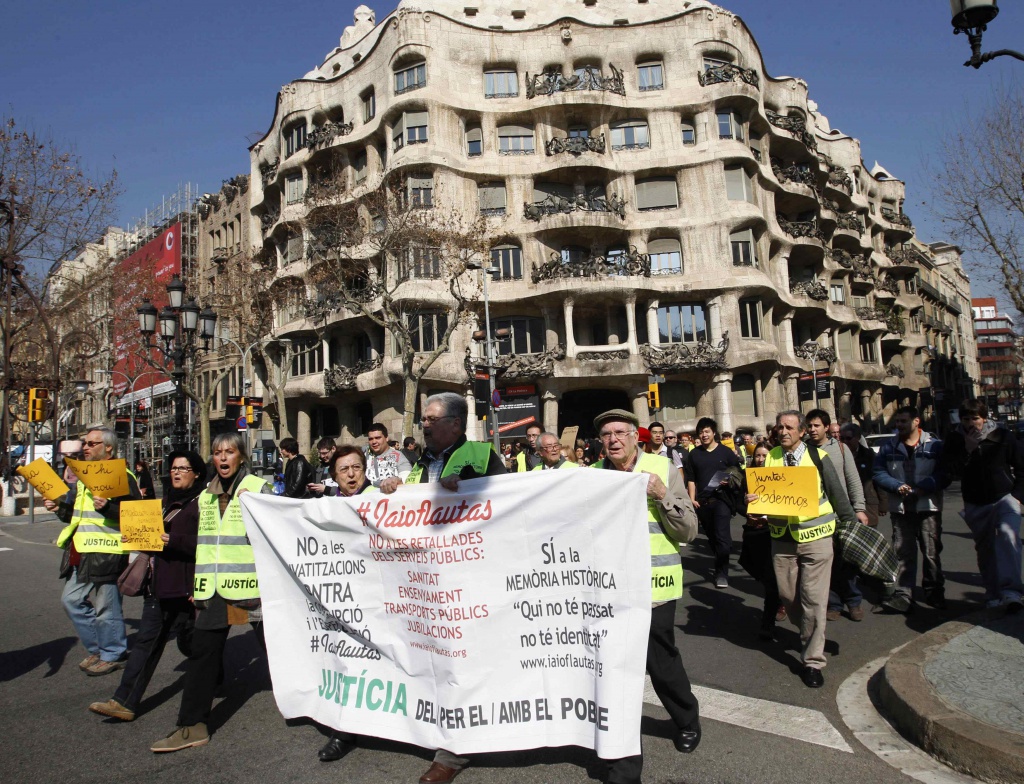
[647,383,660,411]
[28,388,49,422]
[245,398,255,425]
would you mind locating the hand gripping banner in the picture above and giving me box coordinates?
[240,469,652,758]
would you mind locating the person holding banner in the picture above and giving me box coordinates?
[751,411,857,689]
[388,392,505,784]
[45,426,141,677]
[89,450,206,722]
[151,432,271,754]
[590,408,701,784]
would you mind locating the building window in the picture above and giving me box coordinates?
[648,238,682,275]
[491,244,522,280]
[851,293,868,310]
[403,247,441,279]
[829,281,846,304]
[353,151,367,184]
[493,316,544,355]
[466,125,483,157]
[282,233,304,266]
[717,110,745,141]
[407,176,433,207]
[724,165,755,203]
[637,61,664,91]
[657,302,707,344]
[731,374,757,417]
[749,132,763,162]
[837,329,855,361]
[484,70,519,98]
[569,125,589,138]
[291,337,324,377]
[407,311,449,352]
[394,61,426,94]
[497,124,535,155]
[285,172,304,204]
[560,245,588,265]
[739,298,762,339]
[362,89,376,122]
[730,228,757,267]
[478,182,507,216]
[681,121,696,145]
[275,286,305,326]
[905,276,918,294]
[285,122,307,158]
[394,111,428,150]
[859,334,877,363]
[635,176,678,211]
[704,56,732,71]
[610,120,650,150]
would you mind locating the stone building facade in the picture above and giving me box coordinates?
[245,0,973,451]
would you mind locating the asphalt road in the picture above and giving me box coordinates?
[0,487,985,784]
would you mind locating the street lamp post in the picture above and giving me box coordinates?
[137,274,217,453]
[467,262,508,454]
[949,1,1024,68]
[97,369,163,461]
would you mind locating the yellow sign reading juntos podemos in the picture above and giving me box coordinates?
[63,458,129,499]
[745,466,819,517]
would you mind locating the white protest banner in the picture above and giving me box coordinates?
[240,469,651,759]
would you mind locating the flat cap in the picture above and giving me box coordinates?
[593,408,639,431]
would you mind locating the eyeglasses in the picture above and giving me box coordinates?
[334,464,363,474]
[169,466,193,474]
[599,430,636,442]
[540,444,561,451]
[83,440,104,448]
[665,436,677,440]
[420,415,456,425]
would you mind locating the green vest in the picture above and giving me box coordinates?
[57,472,137,554]
[193,473,268,601]
[531,460,579,470]
[595,452,684,603]
[763,447,836,542]
[405,441,494,484]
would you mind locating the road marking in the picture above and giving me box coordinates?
[836,654,980,783]
[0,547,11,552]
[644,675,853,753]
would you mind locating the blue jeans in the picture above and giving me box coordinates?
[964,495,1024,606]
[61,569,127,662]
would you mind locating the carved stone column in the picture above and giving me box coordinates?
[860,388,872,429]
[563,298,577,359]
[541,306,559,351]
[646,299,660,347]
[707,296,723,343]
[466,389,479,441]
[785,371,800,410]
[839,390,853,422]
[713,371,734,433]
[624,295,639,355]
[297,406,311,455]
[780,312,795,357]
[630,385,650,428]
[606,306,620,346]
[542,388,559,432]
[778,254,791,292]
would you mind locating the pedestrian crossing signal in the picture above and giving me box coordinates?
[28,388,49,422]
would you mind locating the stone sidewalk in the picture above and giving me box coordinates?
[879,608,1024,784]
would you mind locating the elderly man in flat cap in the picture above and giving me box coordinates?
[590,408,701,784]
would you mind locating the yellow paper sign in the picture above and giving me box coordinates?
[119,500,165,551]
[745,466,819,517]
[64,458,129,499]
[16,458,71,501]
[560,426,579,450]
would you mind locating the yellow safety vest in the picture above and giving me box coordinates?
[406,441,494,484]
[531,460,579,471]
[57,472,138,554]
[193,473,269,601]
[763,447,836,542]
[595,452,683,603]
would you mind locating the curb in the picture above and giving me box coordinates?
[878,610,1024,784]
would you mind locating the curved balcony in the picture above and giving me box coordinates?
[523,192,626,222]
[531,248,650,284]
[765,110,817,151]
[526,64,626,99]
[305,120,354,152]
[698,64,760,89]
[324,356,383,395]
[790,279,829,302]
[640,333,730,374]
[545,134,607,157]
[778,217,826,243]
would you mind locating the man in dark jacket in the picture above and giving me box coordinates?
[308,437,339,498]
[685,417,741,588]
[279,437,314,499]
[942,399,1024,613]
[46,426,142,676]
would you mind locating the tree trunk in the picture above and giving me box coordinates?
[402,374,419,439]
[198,398,212,458]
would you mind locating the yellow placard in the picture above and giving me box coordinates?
[119,500,165,551]
[64,458,129,499]
[16,458,71,501]
[745,466,819,517]
[560,426,579,450]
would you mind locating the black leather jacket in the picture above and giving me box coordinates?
[283,454,314,498]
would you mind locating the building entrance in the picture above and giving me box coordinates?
[559,389,631,439]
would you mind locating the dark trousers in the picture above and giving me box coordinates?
[607,601,699,784]
[891,511,944,601]
[697,499,733,573]
[827,557,863,612]
[113,595,193,712]
[177,621,264,727]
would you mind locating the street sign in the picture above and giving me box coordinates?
[491,389,501,408]
[237,416,248,431]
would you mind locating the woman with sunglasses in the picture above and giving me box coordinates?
[89,450,207,722]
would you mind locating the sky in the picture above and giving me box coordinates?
[2,0,1021,299]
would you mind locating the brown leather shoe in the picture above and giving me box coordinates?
[848,605,865,622]
[825,609,841,622]
[419,762,461,783]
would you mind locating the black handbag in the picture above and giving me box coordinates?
[58,546,73,580]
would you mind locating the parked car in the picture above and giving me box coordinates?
[865,434,892,454]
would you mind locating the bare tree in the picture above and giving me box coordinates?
[302,168,487,436]
[0,118,119,474]
[932,86,1024,314]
